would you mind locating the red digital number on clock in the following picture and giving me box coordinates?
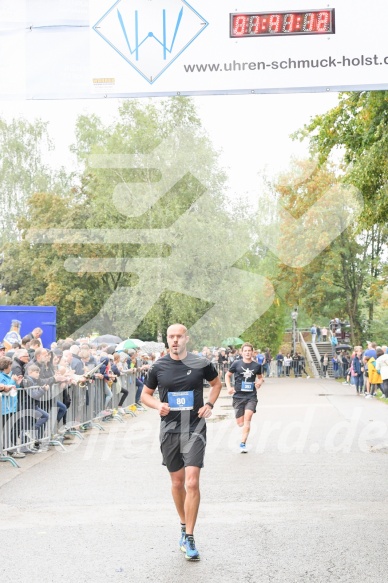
[231,10,335,37]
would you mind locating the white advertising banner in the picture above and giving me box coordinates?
[1,0,388,99]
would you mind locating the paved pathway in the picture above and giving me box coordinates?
[1,377,387,582]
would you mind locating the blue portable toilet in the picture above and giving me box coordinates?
[0,306,57,348]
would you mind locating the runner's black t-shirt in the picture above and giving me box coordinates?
[228,359,262,399]
[145,353,218,434]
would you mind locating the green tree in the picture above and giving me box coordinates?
[242,300,286,354]
[293,91,388,331]
[0,191,104,337]
[69,97,231,340]
[1,98,239,340]
[0,117,55,240]
[271,159,381,344]
[1,98,283,344]
[295,91,388,228]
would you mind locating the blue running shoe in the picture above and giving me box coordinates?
[179,527,186,550]
[240,442,248,453]
[182,535,200,561]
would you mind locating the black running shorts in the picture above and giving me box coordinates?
[233,396,257,418]
[160,431,206,473]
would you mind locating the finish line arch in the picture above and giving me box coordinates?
[1,0,388,100]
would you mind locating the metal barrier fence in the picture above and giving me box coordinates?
[213,362,229,384]
[0,362,239,468]
[0,369,142,468]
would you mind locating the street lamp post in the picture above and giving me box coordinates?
[291,307,298,355]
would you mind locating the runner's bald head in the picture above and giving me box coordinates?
[167,323,188,336]
[167,324,189,359]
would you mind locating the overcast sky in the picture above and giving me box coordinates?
[0,91,339,206]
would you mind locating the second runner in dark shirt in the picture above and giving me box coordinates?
[228,359,262,400]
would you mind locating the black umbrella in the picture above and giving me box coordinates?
[91,334,123,345]
[335,344,352,352]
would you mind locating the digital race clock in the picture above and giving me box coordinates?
[230,9,335,38]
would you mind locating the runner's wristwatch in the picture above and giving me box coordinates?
[205,402,214,409]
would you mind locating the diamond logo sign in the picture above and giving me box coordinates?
[93,0,208,84]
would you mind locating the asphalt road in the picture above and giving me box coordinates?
[0,377,387,583]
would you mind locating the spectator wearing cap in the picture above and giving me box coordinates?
[123,349,135,369]
[0,344,6,356]
[11,349,30,380]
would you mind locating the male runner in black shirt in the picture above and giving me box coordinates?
[141,324,221,561]
[225,342,264,453]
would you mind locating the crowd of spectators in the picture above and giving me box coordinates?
[0,330,157,460]
[311,336,388,399]
[203,338,388,393]
[310,319,350,344]
[306,320,388,396]
[193,346,310,379]
[2,328,386,460]
[339,341,388,399]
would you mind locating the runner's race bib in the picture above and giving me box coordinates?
[168,391,194,411]
[241,381,254,392]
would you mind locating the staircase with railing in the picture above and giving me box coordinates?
[304,338,334,378]
[299,332,320,378]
